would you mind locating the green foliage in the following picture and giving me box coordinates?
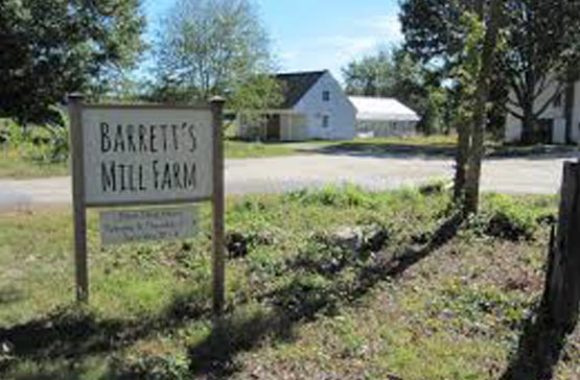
[342,49,396,97]
[151,0,277,107]
[429,280,533,333]
[285,184,376,208]
[500,0,580,127]
[465,194,553,241]
[2,118,69,164]
[400,0,580,144]
[449,12,485,134]
[111,344,189,380]
[0,187,567,379]
[228,73,283,127]
[0,0,145,125]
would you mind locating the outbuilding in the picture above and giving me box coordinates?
[236,70,357,141]
[349,96,420,138]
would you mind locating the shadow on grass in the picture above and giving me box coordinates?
[0,286,24,306]
[1,214,464,379]
[300,142,457,159]
[499,306,575,380]
[301,141,577,160]
[186,213,464,378]
[0,291,210,364]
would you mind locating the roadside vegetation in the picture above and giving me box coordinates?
[1,185,576,379]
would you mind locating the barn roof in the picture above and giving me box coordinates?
[350,96,420,122]
[275,70,327,108]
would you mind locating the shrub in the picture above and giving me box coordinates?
[468,194,544,241]
[1,117,69,163]
[285,184,374,208]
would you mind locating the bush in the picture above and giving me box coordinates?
[468,194,544,241]
[1,118,69,164]
[285,184,375,208]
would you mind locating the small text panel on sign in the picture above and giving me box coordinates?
[100,207,197,246]
[82,107,213,206]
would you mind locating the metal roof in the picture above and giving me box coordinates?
[350,96,420,122]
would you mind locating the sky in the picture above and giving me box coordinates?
[143,0,404,81]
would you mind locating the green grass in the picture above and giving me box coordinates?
[1,185,577,379]
[0,148,69,178]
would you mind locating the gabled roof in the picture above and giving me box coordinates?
[349,96,421,122]
[275,70,327,108]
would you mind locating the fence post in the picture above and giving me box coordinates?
[545,160,580,333]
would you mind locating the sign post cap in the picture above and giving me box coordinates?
[209,96,226,104]
[68,93,85,101]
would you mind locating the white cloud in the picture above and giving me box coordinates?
[276,12,404,80]
[364,14,403,42]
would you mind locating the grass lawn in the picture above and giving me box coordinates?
[0,185,577,379]
[0,148,69,179]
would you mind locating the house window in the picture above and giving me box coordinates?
[322,115,330,128]
[554,92,562,108]
[322,91,330,101]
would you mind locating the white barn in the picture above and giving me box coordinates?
[236,70,357,141]
[505,78,580,144]
[349,96,420,138]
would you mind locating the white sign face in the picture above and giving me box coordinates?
[82,107,213,206]
[100,207,197,245]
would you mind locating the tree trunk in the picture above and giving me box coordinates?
[463,0,502,215]
[453,118,472,202]
[521,98,536,144]
[564,78,575,145]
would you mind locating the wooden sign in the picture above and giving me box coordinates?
[100,207,197,246]
[81,107,213,206]
[68,96,226,315]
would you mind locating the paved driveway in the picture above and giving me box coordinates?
[0,154,572,211]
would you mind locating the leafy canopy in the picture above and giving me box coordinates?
[0,0,146,125]
[152,0,281,114]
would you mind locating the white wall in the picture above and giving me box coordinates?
[357,120,417,137]
[504,77,575,143]
[572,81,580,143]
[294,72,357,140]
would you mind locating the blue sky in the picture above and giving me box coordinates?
[143,0,403,81]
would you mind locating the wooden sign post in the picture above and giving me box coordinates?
[67,95,226,315]
[68,94,89,303]
[210,97,226,315]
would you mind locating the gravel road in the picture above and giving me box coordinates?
[0,154,572,211]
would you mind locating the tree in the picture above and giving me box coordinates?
[501,0,580,144]
[0,0,145,126]
[152,0,281,114]
[342,50,395,97]
[400,0,580,145]
[463,0,502,214]
[451,12,485,203]
[401,0,501,213]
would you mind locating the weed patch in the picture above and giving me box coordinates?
[0,187,572,379]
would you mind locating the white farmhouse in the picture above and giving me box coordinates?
[505,78,580,144]
[236,70,357,141]
[349,96,420,138]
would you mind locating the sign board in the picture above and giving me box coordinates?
[68,97,226,314]
[81,106,213,206]
[100,207,197,246]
